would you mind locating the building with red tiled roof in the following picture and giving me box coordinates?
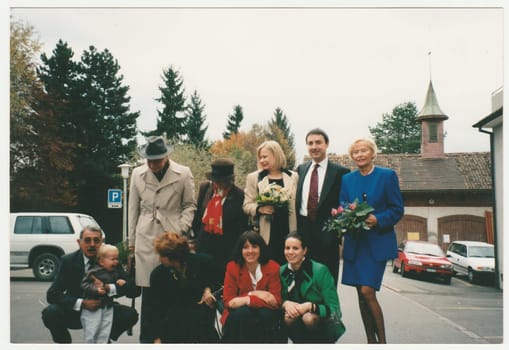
[328,81,493,252]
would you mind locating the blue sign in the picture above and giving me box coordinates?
[108,189,122,208]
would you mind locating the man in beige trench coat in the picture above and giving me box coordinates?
[128,135,196,343]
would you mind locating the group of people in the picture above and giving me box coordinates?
[41,127,404,344]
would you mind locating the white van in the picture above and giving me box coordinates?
[10,212,105,281]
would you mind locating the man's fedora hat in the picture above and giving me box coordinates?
[205,158,235,182]
[138,136,171,160]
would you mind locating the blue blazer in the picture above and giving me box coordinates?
[339,166,404,262]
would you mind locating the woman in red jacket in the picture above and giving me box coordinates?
[221,230,284,343]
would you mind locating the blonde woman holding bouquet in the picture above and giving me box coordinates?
[243,140,298,264]
[340,138,404,344]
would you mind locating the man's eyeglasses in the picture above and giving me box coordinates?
[82,237,102,244]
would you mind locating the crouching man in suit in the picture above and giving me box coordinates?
[41,225,139,343]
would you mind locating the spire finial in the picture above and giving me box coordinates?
[428,51,432,80]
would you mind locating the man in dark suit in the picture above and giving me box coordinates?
[296,128,350,286]
[41,225,139,343]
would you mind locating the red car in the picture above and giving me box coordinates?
[393,240,454,284]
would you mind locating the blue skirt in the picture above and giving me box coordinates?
[341,237,387,291]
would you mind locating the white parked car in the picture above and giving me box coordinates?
[445,240,495,284]
[10,212,105,281]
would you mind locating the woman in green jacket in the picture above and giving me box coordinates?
[280,232,345,343]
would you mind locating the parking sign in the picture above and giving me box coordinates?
[108,189,122,208]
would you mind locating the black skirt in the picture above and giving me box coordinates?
[221,306,285,343]
[162,303,219,343]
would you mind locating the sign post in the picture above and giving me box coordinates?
[118,163,132,244]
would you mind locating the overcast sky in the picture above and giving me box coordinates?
[7,3,504,163]
[8,3,504,162]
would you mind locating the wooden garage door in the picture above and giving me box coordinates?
[438,215,486,251]
[395,214,427,244]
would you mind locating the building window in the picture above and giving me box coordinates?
[429,122,438,142]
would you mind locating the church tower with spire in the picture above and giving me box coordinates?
[416,80,449,158]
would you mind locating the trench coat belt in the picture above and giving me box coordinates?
[139,208,160,222]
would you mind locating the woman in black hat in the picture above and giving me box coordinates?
[192,158,249,283]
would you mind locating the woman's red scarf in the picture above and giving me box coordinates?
[202,184,230,235]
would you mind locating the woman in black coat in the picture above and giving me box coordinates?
[144,232,221,343]
[192,158,249,280]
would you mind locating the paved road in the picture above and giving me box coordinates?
[340,263,503,344]
[8,263,504,347]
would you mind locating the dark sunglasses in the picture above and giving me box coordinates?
[82,237,102,244]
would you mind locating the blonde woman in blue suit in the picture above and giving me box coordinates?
[340,138,404,344]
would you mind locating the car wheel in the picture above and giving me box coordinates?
[443,276,452,285]
[400,263,406,278]
[32,253,59,281]
[468,268,476,284]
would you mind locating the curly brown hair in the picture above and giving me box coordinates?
[153,232,190,262]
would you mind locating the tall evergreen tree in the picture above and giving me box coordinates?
[184,90,209,149]
[74,46,139,239]
[269,107,295,150]
[146,65,187,142]
[37,42,139,240]
[267,107,296,168]
[77,46,138,165]
[369,101,421,154]
[38,40,82,143]
[223,104,244,139]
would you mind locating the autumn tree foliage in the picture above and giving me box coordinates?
[168,143,212,194]
[13,32,139,240]
[10,21,77,210]
[210,127,266,189]
[10,20,41,172]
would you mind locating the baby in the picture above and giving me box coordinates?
[80,244,127,343]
